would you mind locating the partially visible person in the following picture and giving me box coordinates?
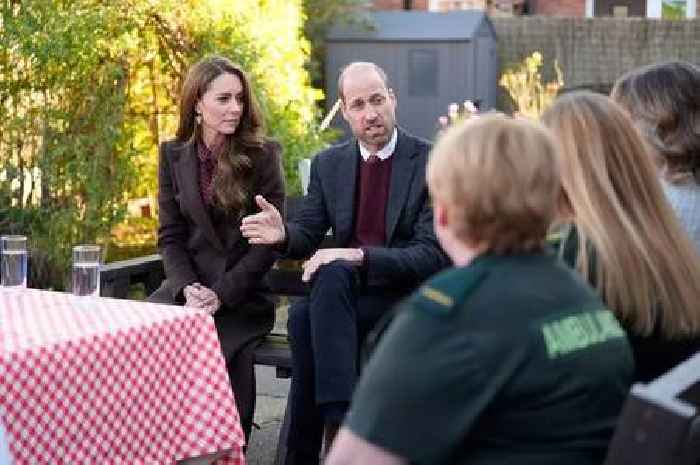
[240,61,448,464]
[612,61,700,250]
[327,114,634,465]
[0,423,10,465]
[148,56,285,446]
[542,91,700,383]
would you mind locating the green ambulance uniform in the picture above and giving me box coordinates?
[345,251,634,465]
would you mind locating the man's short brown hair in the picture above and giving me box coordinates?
[337,62,390,103]
[427,114,561,254]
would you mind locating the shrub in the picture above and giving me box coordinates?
[0,0,331,289]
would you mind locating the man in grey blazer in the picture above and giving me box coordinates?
[241,62,447,464]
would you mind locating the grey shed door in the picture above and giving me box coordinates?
[395,43,452,140]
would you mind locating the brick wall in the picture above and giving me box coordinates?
[532,0,585,16]
[374,0,525,13]
[371,0,429,9]
[431,0,485,10]
[372,0,699,16]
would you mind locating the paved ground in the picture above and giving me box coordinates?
[247,306,290,465]
[248,366,290,465]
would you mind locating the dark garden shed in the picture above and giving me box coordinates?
[325,10,498,140]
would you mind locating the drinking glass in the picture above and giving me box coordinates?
[72,245,101,297]
[1,235,27,289]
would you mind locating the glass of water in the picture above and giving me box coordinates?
[1,235,28,289]
[72,245,101,297]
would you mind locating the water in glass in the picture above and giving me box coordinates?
[72,261,100,296]
[1,235,27,289]
[72,245,101,297]
[1,249,27,288]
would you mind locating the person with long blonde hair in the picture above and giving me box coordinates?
[326,114,632,465]
[542,91,700,382]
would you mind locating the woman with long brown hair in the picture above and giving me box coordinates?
[612,61,700,250]
[148,55,285,444]
[542,91,700,382]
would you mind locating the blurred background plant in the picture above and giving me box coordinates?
[499,51,564,119]
[0,0,338,289]
[437,100,480,132]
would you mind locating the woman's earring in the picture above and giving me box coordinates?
[195,113,202,126]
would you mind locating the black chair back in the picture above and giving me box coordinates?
[605,352,700,465]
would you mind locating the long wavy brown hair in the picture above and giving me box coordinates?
[542,91,700,338]
[176,56,265,215]
[612,61,700,184]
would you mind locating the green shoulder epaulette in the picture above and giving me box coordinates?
[412,266,490,317]
[546,231,564,249]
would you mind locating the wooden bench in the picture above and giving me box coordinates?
[100,253,303,464]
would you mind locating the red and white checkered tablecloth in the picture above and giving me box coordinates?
[0,289,246,465]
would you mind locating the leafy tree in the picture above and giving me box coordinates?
[0,0,332,289]
[1,0,138,287]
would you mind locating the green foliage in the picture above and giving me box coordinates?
[108,216,159,263]
[1,0,332,289]
[662,1,686,19]
[1,0,137,288]
[217,1,334,192]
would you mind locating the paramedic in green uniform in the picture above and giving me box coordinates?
[326,114,634,465]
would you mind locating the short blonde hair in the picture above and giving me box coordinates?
[427,114,561,254]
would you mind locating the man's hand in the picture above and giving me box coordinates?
[302,248,364,282]
[184,283,221,315]
[240,195,286,245]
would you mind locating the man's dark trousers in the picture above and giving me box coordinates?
[286,260,403,463]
